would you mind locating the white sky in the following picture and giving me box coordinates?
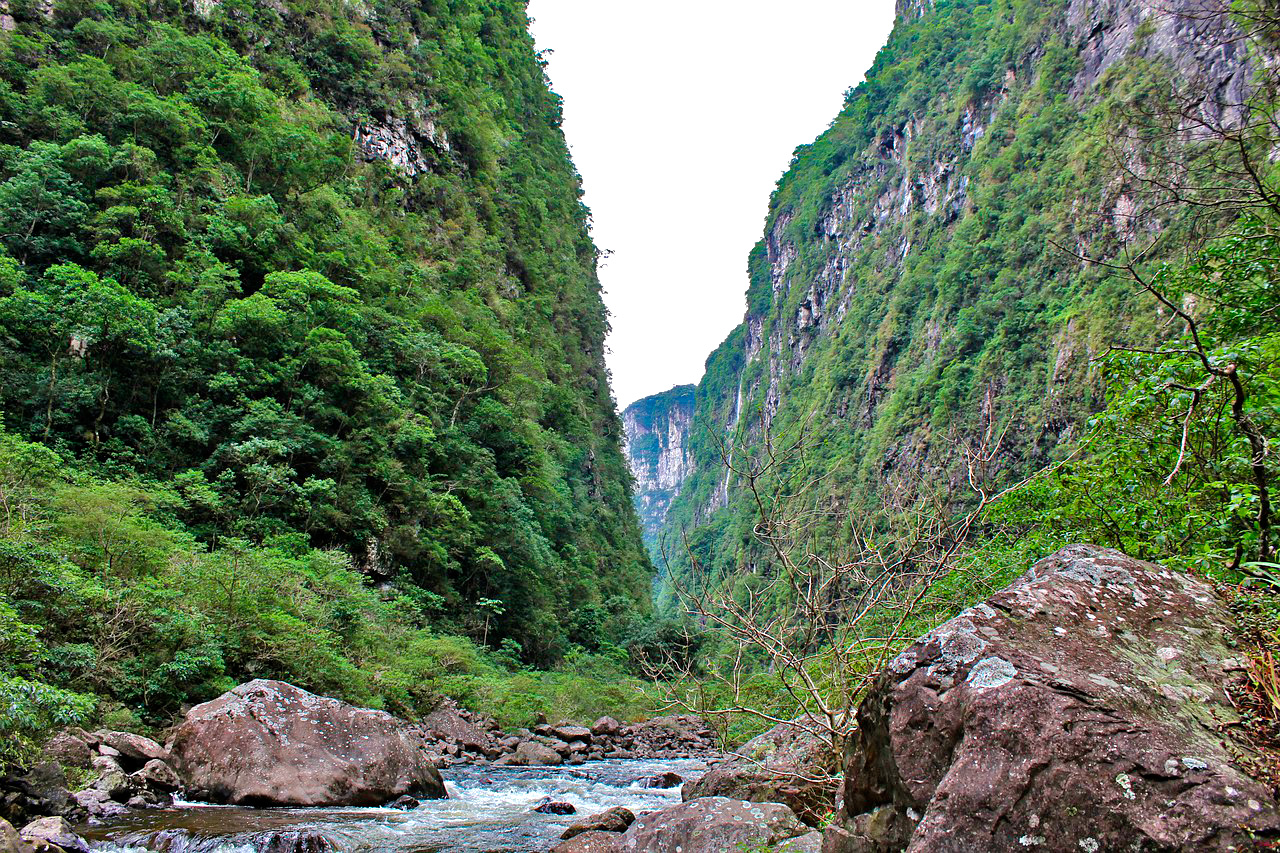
[528,2,897,410]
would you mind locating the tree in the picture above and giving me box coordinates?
[652,416,1022,766]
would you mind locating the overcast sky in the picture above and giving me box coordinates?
[527,2,897,410]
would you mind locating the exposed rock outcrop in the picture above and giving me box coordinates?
[622,385,696,542]
[830,545,1280,851]
[168,680,446,806]
[684,716,838,826]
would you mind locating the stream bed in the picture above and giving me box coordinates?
[79,759,707,853]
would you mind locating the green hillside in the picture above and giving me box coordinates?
[0,0,654,752]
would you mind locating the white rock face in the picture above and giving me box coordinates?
[353,113,450,177]
[623,386,696,540]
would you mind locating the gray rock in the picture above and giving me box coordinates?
[420,700,502,758]
[774,831,822,852]
[93,732,167,765]
[92,770,134,802]
[552,725,592,742]
[0,818,27,853]
[41,733,92,771]
[132,759,180,793]
[20,817,87,853]
[510,742,563,766]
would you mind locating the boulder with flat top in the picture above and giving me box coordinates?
[168,679,445,807]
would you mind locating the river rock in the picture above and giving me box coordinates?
[20,817,87,853]
[260,830,333,853]
[617,797,809,852]
[534,800,577,815]
[420,700,502,758]
[621,716,717,758]
[835,544,1280,851]
[775,831,822,852]
[92,732,167,766]
[0,763,78,825]
[561,806,635,839]
[69,790,125,820]
[132,759,181,793]
[168,679,446,807]
[505,742,563,766]
[590,717,621,737]
[684,716,837,825]
[41,733,92,771]
[552,724,592,742]
[641,771,682,789]
[551,830,621,853]
[0,819,28,853]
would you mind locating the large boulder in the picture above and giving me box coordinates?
[420,700,501,758]
[501,741,563,766]
[834,545,1280,852]
[684,716,837,825]
[551,831,621,853]
[19,817,88,853]
[552,724,592,742]
[168,679,445,806]
[616,797,809,852]
[91,732,167,766]
[40,733,92,771]
[590,716,621,737]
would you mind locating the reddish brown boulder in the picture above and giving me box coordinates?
[93,732,167,765]
[168,680,445,807]
[561,806,635,839]
[590,716,621,737]
[834,545,1280,852]
[617,797,808,852]
[684,716,837,825]
[551,830,620,853]
[41,732,92,771]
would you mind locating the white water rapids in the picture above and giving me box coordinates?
[81,759,707,853]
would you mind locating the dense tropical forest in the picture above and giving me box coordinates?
[0,0,665,762]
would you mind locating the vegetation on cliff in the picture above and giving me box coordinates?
[649,0,1280,751]
[0,0,657,760]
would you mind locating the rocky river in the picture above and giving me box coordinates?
[79,760,705,853]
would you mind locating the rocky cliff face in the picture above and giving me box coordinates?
[654,0,1256,592]
[623,386,696,545]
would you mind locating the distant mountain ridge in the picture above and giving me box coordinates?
[623,385,696,548]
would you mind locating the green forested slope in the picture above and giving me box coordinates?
[657,0,1272,598]
[0,0,653,748]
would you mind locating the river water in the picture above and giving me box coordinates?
[80,759,707,853]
